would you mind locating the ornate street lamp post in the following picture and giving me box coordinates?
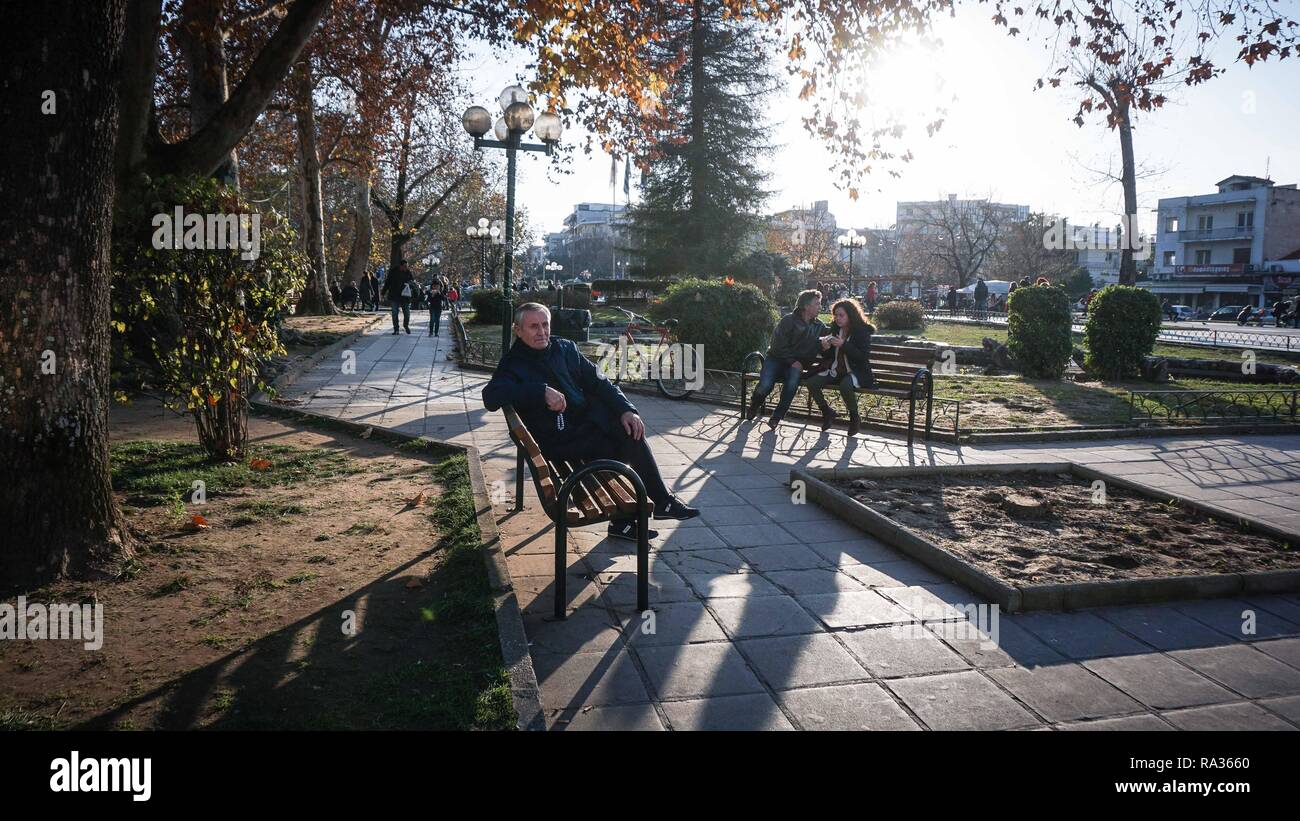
[465,218,500,288]
[462,86,563,351]
[837,229,866,297]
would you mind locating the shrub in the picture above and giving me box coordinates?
[649,278,779,371]
[468,288,509,324]
[872,299,925,331]
[1083,285,1162,380]
[113,174,306,460]
[1006,284,1073,378]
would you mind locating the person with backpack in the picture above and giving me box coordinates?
[427,283,447,337]
[384,261,416,334]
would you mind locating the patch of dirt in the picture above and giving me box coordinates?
[0,402,508,730]
[833,473,1299,585]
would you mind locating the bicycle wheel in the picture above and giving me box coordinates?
[656,342,698,399]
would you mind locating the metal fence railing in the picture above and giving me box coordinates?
[1128,388,1299,425]
[923,310,1300,352]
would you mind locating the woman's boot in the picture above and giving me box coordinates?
[846,408,861,437]
[819,402,839,431]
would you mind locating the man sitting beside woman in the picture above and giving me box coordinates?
[745,291,875,436]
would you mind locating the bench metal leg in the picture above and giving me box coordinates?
[514,445,525,512]
[924,370,934,441]
[907,393,916,449]
[554,459,653,620]
[554,517,567,620]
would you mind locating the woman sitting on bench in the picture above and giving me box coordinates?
[803,297,875,437]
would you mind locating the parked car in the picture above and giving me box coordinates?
[1167,304,1194,321]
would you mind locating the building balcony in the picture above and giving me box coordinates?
[1174,225,1254,242]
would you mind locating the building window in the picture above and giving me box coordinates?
[1197,215,1213,231]
[1233,247,1251,264]
[1194,249,1211,264]
[1237,211,1253,228]
[1162,251,1175,266]
[1165,216,1178,233]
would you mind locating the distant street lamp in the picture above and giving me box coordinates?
[463,85,563,350]
[837,229,866,296]
[465,218,501,288]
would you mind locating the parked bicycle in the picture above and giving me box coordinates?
[608,307,700,400]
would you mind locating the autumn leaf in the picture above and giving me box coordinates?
[407,490,427,508]
[183,514,211,531]
[249,457,272,471]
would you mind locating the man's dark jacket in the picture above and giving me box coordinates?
[383,267,414,301]
[482,337,636,452]
[766,310,827,363]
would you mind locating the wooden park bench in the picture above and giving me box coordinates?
[740,343,937,447]
[501,405,652,618]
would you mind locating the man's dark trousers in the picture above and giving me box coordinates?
[540,419,671,508]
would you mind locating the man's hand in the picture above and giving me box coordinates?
[621,411,645,440]
[544,386,567,412]
[790,360,802,371]
[819,336,832,350]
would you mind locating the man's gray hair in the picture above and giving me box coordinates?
[514,302,551,325]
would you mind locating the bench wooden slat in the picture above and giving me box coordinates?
[599,472,641,514]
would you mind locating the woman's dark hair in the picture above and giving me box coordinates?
[796,289,823,311]
[831,297,874,335]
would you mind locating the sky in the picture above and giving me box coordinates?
[454,3,1300,243]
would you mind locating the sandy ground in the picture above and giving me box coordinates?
[835,472,1300,585]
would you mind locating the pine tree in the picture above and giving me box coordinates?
[628,0,777,278]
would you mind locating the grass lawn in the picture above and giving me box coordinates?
[931,374,1267,430]
[1,409,515,731]
[900,320,1298,367]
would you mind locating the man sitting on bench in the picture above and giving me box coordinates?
[744,289,827,430]
[482,302,700,540]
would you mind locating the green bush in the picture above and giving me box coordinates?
[872,299,925,330]
[468,288,509,324]
[1083,285,1162,379]
[1006,285,1073,378]
[649,278,779,371]
[112,174,306,460]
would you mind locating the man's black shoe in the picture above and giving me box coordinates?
[607,520,658,541]
[654,496,701,521]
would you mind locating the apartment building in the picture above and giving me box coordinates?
[1148,175,1300,309]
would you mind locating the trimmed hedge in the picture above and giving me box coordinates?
[872,299,925,330]
[649,278,779,371]
[1006,284,1072,378]
[1083,285,1163,380]
[468,288,508,324]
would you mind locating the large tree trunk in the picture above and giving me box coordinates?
[293,59,335,315]
[1116,101,1139,286]
[0,0,133,588]
[178,0,239,186]
[342,172,373,287]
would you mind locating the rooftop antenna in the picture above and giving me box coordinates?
[1265,156,1271,181]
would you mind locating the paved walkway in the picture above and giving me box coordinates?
[282,312,1300,730]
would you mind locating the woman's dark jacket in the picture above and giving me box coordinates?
[805,324,875,389]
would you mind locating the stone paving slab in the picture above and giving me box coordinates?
[886,670,1042,731]
[277,311,1300,730]
[777,683,923,731]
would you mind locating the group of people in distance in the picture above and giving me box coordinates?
[328,261,460,336]
[481,289,874,542]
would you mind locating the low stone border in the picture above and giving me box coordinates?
[791,461,1300,613]
[249,398,545,731]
